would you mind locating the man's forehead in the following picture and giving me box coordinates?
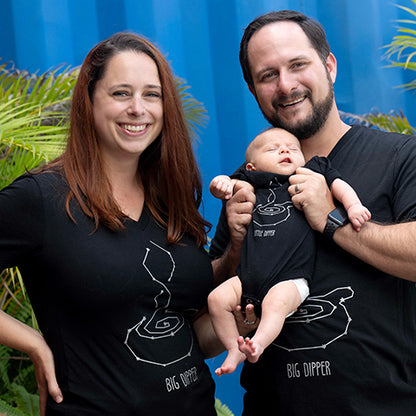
[248,21,315,59]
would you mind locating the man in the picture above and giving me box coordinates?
[210,10,416,415]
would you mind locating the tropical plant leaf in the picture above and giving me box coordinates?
[215,398,235,416]
[0,345,12,392]
[382,0,416,91]
[0,399,28,416]
[10,384,39,416]
[340,110,416,135]
[175,77,208,141]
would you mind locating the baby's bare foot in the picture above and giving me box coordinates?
[215,347,246,376]
[238,337,264,363]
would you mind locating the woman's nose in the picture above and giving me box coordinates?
[128,97,146,116]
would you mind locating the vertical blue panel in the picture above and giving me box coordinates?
[96,0,127,40]
[124,0,157,39]
[0,0,16,67]
[40,0,74,69]
[10,0,47,71]
[175,0,223,227]
[1,1,416,415]
[68,0,100,66]
[207,0,249,173]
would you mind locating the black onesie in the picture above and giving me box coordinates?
[232,156,340,313]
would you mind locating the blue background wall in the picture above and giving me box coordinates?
[1,0,415,414]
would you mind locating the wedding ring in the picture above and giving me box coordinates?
[244,318,257,325]
[295,184,300,193]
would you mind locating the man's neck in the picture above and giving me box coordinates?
[300,109,351,162]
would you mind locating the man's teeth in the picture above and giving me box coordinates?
[280,97,305,107]
[122,124,146,132]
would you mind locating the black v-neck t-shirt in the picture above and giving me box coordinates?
[0,172,216,416]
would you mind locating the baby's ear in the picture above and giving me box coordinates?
[246,163,256,171]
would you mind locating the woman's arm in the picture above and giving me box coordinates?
[193,305,259,359]
[0,310,63,416]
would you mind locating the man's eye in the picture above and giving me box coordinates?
[261,71,277,81]
[292,62,306,70]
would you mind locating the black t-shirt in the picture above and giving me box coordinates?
[210,126,416,415]
[0,172,216,416]
[232,157,340,312]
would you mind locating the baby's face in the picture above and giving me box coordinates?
[247,129,305,175]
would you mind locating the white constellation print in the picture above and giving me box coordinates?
[253,187,293,227]
[272,286,354,352]
[124,241,193,366]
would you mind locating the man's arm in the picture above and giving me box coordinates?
[289,167,416,282]
[333,221,416,281]
[211,180,255,285]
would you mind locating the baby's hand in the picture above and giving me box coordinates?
[210,175,234,200]
[348,204,371,231]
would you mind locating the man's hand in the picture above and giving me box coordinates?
[289,167,335,233]
[226,180,255,247]
[235,303,259,336]
[211,181,255,284]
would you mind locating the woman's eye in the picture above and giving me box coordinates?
[113,91,128,97]
[147,92,161,98]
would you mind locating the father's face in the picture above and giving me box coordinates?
[247,21,336,140]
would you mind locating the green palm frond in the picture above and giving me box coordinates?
[383,0,416,89]
[215,398,235,416]
[0,65,75,190]
[175,77,208,141]
[0,63,77,110]
[340,110,416,135]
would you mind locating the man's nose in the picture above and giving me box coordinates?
[278,70,298,95]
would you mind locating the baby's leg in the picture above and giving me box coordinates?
[208,276,246,375]
[239,280,301,363]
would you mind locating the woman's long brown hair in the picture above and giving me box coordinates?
[48,33,210,246]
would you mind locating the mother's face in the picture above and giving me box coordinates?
[92,51,164,165]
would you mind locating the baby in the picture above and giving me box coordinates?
[208,127,370,376]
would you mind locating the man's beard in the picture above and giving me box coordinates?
[260,76,334,141]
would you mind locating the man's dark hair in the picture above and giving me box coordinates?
[239,10,331,89]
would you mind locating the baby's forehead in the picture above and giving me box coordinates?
[256,129,300,147]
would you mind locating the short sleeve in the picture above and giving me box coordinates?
[306,156,342,187]
[0,175,44,269]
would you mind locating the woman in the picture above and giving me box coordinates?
[0,33,221,415]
